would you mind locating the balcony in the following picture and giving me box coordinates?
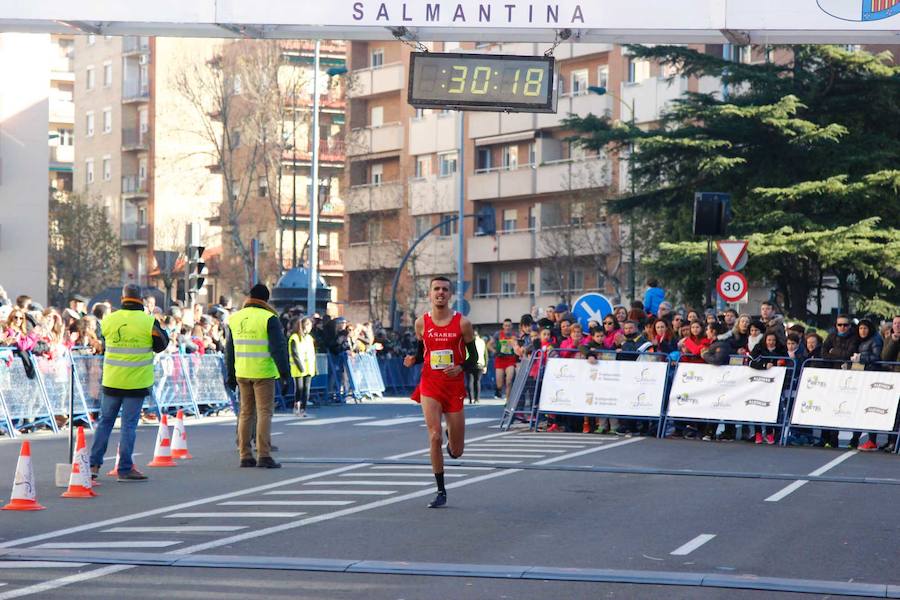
[345,241,401,271]
[468,165,535,201]
[122,128,149,151]
[120,222,149,246]
[537,92,613,129]
[409,175,457,216]
[49,145,74,164]
[621,76,689,124]
[412,236,455,275]
[349,63,404,98]
[123,36,150,55]
[121,175,148,199]
[469,295,534,325]
[50,56,74,80]
[535,155,612,194]
[123,84,150,103]
[346,182,404,214]
[346,123,404,157]
[536,224,613,258]
[408,111,459,156]
[49,100,74,124]
[282,139,345,164]
[284,248,344,271]
[468,229,536,263]
[468,111,537,138]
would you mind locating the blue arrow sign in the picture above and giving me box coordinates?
[571,293,614,330]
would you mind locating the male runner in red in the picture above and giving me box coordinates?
[404,276,477,508]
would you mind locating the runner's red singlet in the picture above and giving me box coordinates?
[411,311,466,413]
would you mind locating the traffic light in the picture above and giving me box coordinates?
[187,245,207,294]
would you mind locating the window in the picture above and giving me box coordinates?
[475,272,491,297]
[57,128,73,146]
[102,156,111,181]
[413,108,425,119]
[414,216,430,238]
[85,66,95,90]
[528,206,537,230]
[439,214,458,237]
[85,159,94,185]
[570,202,584,225]
[258,175,268,197]
[85,112,94,137]
[139,108,148,133]
[597,65,609,90]
[439,152,457,177]
[414,156,429,179]
[370,48,384,68]
[102,108,112,134]
[501,271,517,297]
[502,209,517,232]
[596,269,607,290]
[230,130,241,148]
[370,163,383,185]
[476,148,492,172]
[568,269,584,292]
[138,158,147,182]
[528,142,536,166]
[502,145,518,170]
[370,106,384,127]
[571,69,588,95]
[627,57,651,84]
[232,74,242,95]
[367,219,382,241]
[557,76,565,97]
[528,269,535,294]
[87,34,95,45]
[541,269,559,293]
[102,62,112,87]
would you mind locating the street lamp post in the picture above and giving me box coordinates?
[588,86,637,302]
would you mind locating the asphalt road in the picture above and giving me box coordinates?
[0,398,898,599]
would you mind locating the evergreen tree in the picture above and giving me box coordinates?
[565,45,900,319]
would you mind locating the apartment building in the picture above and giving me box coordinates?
[73,35,223,300]
[49,34,75,193]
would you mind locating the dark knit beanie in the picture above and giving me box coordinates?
[249,283,270,302]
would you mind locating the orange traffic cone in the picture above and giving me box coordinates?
[147,414,177,467]
[106,444,120,476]
[171,410,193,460]
[2,441,46,511]
[62,426,98,498]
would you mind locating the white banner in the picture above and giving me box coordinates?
[538,357,668,417]
[790,367,900,432]
[666,363,787,423]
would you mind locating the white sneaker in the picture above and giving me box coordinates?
[300,411,308,418]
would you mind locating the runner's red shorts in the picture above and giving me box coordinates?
[494,356,517,370]
[411,374,466,413]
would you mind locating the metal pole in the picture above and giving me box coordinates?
[307,39,321,316]
[68,354,75,461]
[629,98,636,302]
[706,236,713,308]
[455,111,465,309]
[291,80,298,269]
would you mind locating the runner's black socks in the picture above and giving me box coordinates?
[434,472,446,493]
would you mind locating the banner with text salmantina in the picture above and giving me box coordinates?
[790,367,900,432]
[538,357,668,417]
[667,364,787,423]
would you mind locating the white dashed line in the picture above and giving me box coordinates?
[671,534,716,556]
[164,512,305,518]
[764,450,857,502]
[35,541,181,549]
[103,526,247,533]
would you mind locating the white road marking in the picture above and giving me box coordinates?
[104,526,247,533]
[461,453,547,458]
[264,490,394,496]
[370,465,495,471]
[534,437,644,465]
[0,564,130,599]
[0,562,88,569]
[288,417,373,426]
[671,534,717,556]
[340,472,463,478]
[419,417,497,427]
[0,463,366,549]
[102,453,142,461]
[219,500,355,506]
[165,512,304,518]
[764,450,857,503]
[357,416,422,426]
[467,446,565,453]
[386,431,513,459]
[306,481,431,487]
[459,459,522,464]
[35,541,181,549]
[270,432,284,436]
[478,441,593,447]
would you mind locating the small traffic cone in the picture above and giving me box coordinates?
[147,414,177,467]
[62,426,98,498]
[106,444,120,476]
[170,410,193,460]
[2,441,46,511]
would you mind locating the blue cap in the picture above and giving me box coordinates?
[555,303,569,312]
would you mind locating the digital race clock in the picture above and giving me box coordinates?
[408,52,556,113]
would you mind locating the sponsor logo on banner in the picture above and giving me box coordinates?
[870,382,894,390]
[817,0,900,23]
[839,376,858,393]
[717,371,736,387]
[712,395,731,409]
[632,392,654,408]
[588,367,599,381]
[351,2,589,26]
[601,372,621,382]
[864,406,889,415]
[748,375,776,384]
[799,399,822,414]
[553,389,570,405]
[806,375,827,389]
[745,398,771,407]
[833,401,852,417]
[555,364,577,380]
[675,393,698,406]
[681,370,704,383]
[635,368,658,384]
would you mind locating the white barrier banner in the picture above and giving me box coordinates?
[790,367,900,432]
[667,363,787,423]
[538,357,668,417]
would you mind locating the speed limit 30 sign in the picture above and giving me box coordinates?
[717,271,748,303]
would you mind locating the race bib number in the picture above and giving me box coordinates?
[498,339,512,355]
[430,349,453,370]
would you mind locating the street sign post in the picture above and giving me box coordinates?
[717,271,748,303]
[572,293,613,330]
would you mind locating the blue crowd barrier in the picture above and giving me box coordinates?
[0,348,58,434]
[346,352,386,401]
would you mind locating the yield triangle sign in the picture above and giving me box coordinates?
[716,240,748,271]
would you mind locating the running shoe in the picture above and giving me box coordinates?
[766,433,776,445]
[859,440,878,452]
[701,435,712,442]
[547,424,560,433]
[427,491,447,508]
[754,432,763,445]
[582,422,591,434]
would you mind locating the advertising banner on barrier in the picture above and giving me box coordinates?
[790,367,900,432]
[667,363,787,423]
[538,358,668,417]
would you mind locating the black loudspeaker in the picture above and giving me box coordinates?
[693,192,730,236]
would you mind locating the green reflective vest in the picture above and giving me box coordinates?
[231,306,278,379]
[289,333,317,378]
[101,309,156,390]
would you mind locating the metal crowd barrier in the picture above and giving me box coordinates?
[0,348,59,435]
[346,351,386,401]
[499,351,548,430]
[274,353,331,411]
[35,354,93,430]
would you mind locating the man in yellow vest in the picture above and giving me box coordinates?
[225,284,291,468]
[90,284,169,482]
